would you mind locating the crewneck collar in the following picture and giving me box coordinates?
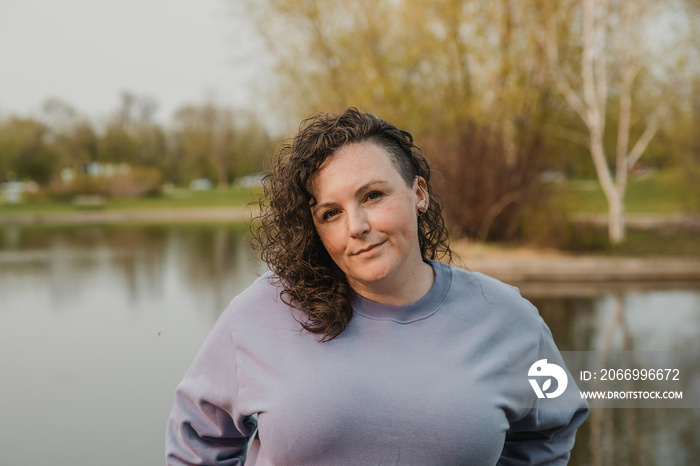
[350,259,452,324]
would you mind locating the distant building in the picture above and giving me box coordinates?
[236,174,264,187]
[0,181,39,204]
[189,178,213,191]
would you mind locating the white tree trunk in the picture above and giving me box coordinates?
[608,190,625,244]
[536,0,668,245]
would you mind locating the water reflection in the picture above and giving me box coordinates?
[0,224,267,466]
[530,291,700,465]
[0,224,698,465]
[0,224,266,322]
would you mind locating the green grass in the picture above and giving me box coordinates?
[3,173,690,217]
[2,177,697,257]
[558,225,700,257]
[605,227,700,257]
[531,173,700,256]
[552,173,690,214]
[0,186,262,216]
[106,186,262,209]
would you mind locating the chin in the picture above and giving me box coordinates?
[349,265,394,286]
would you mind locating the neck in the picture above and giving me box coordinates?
[349,257,435,306]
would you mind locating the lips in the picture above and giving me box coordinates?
[353,241,384,256]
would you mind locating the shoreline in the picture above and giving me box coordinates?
[452,240,700,288]
[2,208,699,285]
[0,206,253,225]
[3,209,698,227]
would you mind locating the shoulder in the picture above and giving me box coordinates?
[441,262,542,328]
[459,267,530,305]
[216,271,298,333]
[227,271,284,311]
[436,263,551,356]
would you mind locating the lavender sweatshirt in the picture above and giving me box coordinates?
[166,259,588,465]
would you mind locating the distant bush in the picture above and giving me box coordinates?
[658,167,700,213]
[48,167,162,200]
[519,199,609,252]
[104,168,162,197]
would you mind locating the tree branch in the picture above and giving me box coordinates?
[626,99,671,169]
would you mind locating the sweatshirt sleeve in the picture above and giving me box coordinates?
[166,308,256,465]
[498,322,589,465]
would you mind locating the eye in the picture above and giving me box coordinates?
[322,209,340,221]
[366,191,383,201]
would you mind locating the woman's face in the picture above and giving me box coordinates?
[309,142,429,297]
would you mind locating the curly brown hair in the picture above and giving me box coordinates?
[251,107,451,341]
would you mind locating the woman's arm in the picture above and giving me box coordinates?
[499,403,588,465]
[499,323,589,465]
[166,310,255,465]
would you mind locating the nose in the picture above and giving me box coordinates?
[347,206,370,238]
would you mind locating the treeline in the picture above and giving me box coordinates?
[3,0,700,245]
[249,0,700,242]
[0,93,273,198]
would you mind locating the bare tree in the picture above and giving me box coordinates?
[172,102,271,187]
[534,0,689,243]
[41,98,99,172]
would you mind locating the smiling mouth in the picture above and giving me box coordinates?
[353,242,384,256]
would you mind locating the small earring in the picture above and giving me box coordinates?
[417,208,425,217]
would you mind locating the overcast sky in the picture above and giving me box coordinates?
[0,0,271,123]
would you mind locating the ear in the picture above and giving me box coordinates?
[413,176,429,212]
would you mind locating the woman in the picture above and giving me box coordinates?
[166,108,589,465]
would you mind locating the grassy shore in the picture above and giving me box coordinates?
[0,186,262,215]
[551,172,696,214]
[1,175,691,215]
[2,178,698,257]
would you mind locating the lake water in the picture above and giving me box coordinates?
[0,224,698,465]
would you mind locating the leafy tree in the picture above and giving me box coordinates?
[98,92,166,167]
[0,117,57,184]
[99,124,140,165]
[245,0,565,240]
[246,0,699,243]
[40,99,100,173]
[172,103,271,187]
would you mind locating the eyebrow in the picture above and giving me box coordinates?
[310,180,390,214]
